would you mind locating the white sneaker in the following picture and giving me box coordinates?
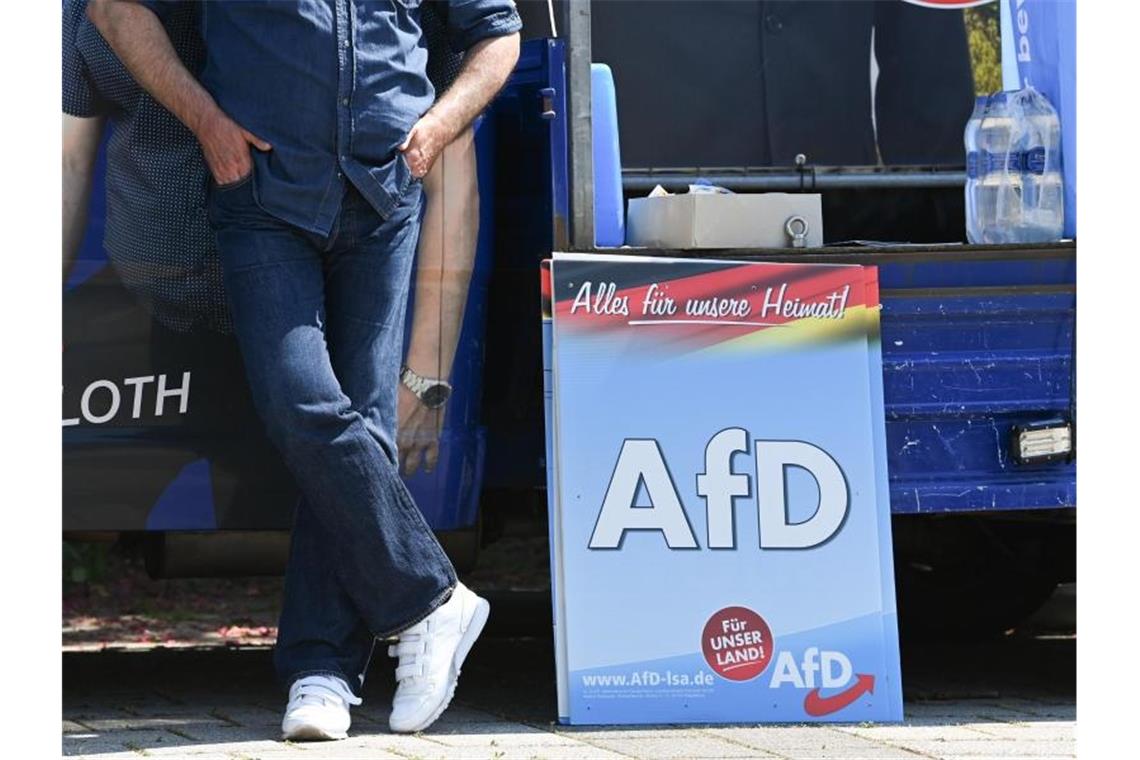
[281,674,362,741]
[387,582,490,733]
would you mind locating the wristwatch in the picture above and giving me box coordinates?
[400,365,453,410]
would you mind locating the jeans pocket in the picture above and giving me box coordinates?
[207,171,258,228]
[213,172,253,192]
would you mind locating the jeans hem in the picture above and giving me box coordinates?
[376,581,457,640]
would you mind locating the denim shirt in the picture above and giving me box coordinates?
[144,0,521,236]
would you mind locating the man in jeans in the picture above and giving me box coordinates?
[88,0,521,739]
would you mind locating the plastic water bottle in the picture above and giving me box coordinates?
[1013,88,1064,242]
[963,95,988,244]
[975,88,1064,244]
[976,92,1017,244]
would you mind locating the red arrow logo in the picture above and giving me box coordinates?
[803,674,875,717]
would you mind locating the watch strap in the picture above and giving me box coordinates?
[401,365,451,399]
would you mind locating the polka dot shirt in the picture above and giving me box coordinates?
[423,0,465,95]
[63,0,232,334]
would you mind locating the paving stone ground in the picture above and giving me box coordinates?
[63,623,1075,760]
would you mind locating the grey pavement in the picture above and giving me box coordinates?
[63,618,1075,760]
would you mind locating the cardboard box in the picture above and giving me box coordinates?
[626,192,823,249]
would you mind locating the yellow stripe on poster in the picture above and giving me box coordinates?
[696,305,881,357]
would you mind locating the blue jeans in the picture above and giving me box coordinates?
[208,175,458,697]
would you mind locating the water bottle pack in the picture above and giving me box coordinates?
[964,87,1064,245]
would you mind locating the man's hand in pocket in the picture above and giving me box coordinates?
[194,108,271,185]
[399,113,452,179]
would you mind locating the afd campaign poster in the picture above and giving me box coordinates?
[543,252,902,725]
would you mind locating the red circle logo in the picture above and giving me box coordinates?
[701,606,774,682]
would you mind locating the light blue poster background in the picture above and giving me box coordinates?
[548,254,903,725]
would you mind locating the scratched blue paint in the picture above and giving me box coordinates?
[880,290,1075,514]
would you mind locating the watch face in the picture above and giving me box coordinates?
[422,384,451,409]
